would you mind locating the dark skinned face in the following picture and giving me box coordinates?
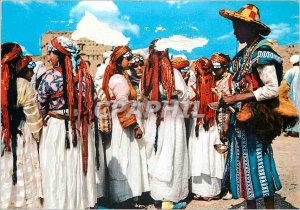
[233,20,259,44]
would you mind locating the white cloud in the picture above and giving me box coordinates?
[216,31,233,40]
[172,54,188,59]
[167,1,189,8]
[268,23,291,40]
[155,35,208,53]
[12,0,56,6]
[155,26,166,33]
[20,45,31,55]
[191,26,199,31]
[72,12,130,46]
[132,48,149,59]
[145,26,149,31]
[70,1,139,35]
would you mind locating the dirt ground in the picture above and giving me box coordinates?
[184,134,300,209]
[142,134,299,209]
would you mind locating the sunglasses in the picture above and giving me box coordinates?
[180,66,189,73]
[212,61,222,69]
[131,55,144,63]
[123,51,133,58]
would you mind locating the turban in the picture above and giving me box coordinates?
[171,57,190,70]
[210,53,230,69]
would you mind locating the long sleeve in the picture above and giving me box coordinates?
[173,69,196,101]
[253,65,279,101]
[109,74,137,128]
[17,78,43,134]
[37,70,64,117]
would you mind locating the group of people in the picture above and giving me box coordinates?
[1,4,298,209]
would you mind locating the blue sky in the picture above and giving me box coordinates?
[2,0,299,60]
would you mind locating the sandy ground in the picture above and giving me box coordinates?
[184,134,300,209]
[100,134,299,209]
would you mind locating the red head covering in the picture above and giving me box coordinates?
[51,36,94,175]
[171,57,190,70]
[16,56,32,74]
[195,57,218,127]
[141,40,174,102]
[102,46,131,100]
[1,43,22,152]
[210,53,230,68]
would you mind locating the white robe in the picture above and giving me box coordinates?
[188,120,225,197]
[106,74,149,203]
[0,78,43,208]
[39,111,97,209]
[143,69,195,202]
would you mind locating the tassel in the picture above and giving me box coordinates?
[94,120,100,171]
[64,120,70,149]
[82,115,88,175]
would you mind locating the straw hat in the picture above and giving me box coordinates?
[219,4,271,36]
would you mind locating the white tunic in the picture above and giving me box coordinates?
[143,69,195,202]
[0,78,43,208]
[188,121,224,197]
[39,113,97,209]
[106,74,149,203]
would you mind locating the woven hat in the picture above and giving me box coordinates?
[219,4,271,36]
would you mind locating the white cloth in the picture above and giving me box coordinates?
[0,79,43,208]
[31,61,47,89]
[143,69,194,202]
[290,54,299,65]
[284,66,300,133]
[188,121,224,197]
[39,115,97,209]
[253,65,279,101]
[96,133,106,199]
[106,74,149,203]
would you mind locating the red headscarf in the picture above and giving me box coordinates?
[195,57,218,126]
[51,37,94,175]
[1,43,22,152]
[102,46,131,100]
[16,55,32,74]
[141,40,174,102]
[210,53,230,68]
[171,57,190,70]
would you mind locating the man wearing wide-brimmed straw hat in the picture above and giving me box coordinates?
[219,4,284,209]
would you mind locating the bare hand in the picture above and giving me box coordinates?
[134,126,143,139]
[223,95,237,106]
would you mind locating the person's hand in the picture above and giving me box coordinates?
[134,126,143,139]
[223,95,237,106]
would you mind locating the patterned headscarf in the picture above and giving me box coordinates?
[195,57,218,128]
[1,43,22,152]
[171,57,190,70]
[102,46,132,100]
[210,53,230,69]
[141,39,174,102]
[49,36,93,175]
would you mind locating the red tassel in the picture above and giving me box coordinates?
[82,115,88,175]
[1,64,11,151]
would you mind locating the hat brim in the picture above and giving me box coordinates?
[219,9,271,36]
